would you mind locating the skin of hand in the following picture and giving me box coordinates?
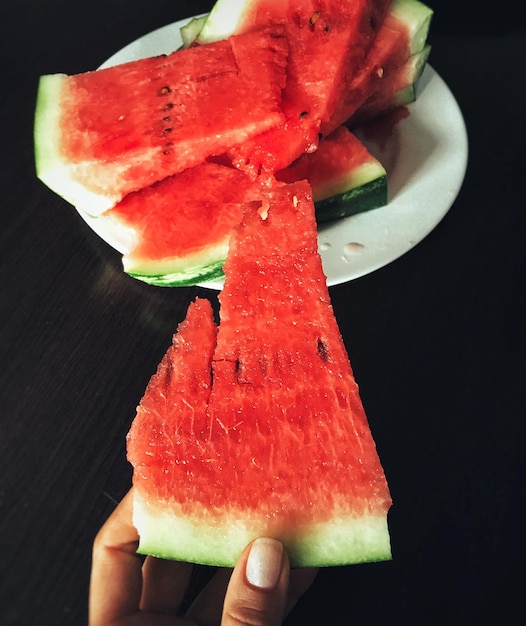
[89,489,318,626]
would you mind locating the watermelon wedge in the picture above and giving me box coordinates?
[322,0,433,135]
[277,125,387,223]
[189,0,391,175]
[350,44,432,127]
[98,125,387,286]
[34,27,288,216]
[127,180,392,567]
[101,161,262,286]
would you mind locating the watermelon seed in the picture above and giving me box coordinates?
[163,128,173,135]
[162,116,172,123]
[159,86,171,96]
[317,339,330,362]
[309,11,320,25]
[299,111,309,119]
[369,15,378,30]
[162,103,174,111]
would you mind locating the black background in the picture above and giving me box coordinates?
[1,2,524,624]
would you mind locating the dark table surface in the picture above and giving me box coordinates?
[1,1,525,624]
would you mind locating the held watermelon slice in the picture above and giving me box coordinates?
[34,27,288,216]
[98,125,387,286]
[127,180,392,567]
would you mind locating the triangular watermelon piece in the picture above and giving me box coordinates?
[34,27,288,216]
[192,0,391,175]
[127,180,392,567]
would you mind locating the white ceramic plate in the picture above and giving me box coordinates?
[89,16,468,289]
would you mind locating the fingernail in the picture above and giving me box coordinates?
[245,538,284,590]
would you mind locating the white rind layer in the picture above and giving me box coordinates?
[133,490,392,568]
[34,74,123,216]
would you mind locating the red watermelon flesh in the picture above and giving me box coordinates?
[34,27,288,216]
[127,297,217,468]
[127,180,392,567]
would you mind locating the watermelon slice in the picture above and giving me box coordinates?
[34,27,288,216]
[127,180,392,567]
[100,161,262,286]
[98,125,387,286]
[277,125,387,223]
[322,0,433,135]
[190,0,391,175]
[350,44,432,127]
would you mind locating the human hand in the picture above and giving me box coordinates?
[89,489,318,625]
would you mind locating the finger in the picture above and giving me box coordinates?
[89,489,142,625]
[184,567,233,625]
[284,567,318,616]
[140,556,193,614]
[221,538,290,626]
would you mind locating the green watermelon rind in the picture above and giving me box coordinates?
[123,238,230,287]
[316,173,388,224]
[390,0,433,56]
[195,0,252,44]
[127,259,225,287]
[132,490,391,568]
[179,15,208,47]
[391,43,432,106]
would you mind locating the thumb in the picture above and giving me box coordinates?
[222,537,289,626]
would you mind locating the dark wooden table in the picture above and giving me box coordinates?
[1,1,524,624]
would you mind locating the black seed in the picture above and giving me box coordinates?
[299,111,309,118]
[163,127,173,134]
[162,116,172,122]
[159,85,171,95]
[163,102,174,111]
[317,339,329,361]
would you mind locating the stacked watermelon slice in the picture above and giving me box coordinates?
[34,0,433,287]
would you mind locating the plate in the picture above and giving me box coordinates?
[90,17,468,289]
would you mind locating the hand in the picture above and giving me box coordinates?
[89,488,318,625]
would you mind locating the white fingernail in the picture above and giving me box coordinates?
[245,538,284,590]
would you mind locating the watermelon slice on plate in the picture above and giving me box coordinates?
[34,27,288,216]
[127,180,392,567]
[193,0,392,175]
[97,125,387,287]
[36,4,468,289]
